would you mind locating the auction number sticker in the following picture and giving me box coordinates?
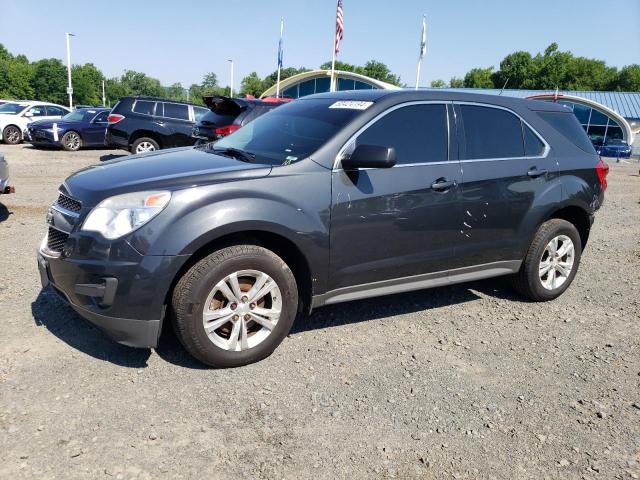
[329,101,373,110]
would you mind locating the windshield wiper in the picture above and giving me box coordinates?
[211,147,256,163]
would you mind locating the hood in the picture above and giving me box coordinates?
[63,146,272,206]
[29,119,80,129]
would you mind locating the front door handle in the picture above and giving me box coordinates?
[431,179,455,191]
[527,167,548,178]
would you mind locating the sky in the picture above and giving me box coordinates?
[1,0,639,89]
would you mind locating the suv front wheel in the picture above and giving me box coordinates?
[511,219,582,301]
[171,245,298,367]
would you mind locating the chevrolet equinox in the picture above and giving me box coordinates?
[38,90,609,367]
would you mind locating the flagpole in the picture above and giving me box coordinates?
[330,42,337,92]
[276,17,284,98]
[415,14,426,90]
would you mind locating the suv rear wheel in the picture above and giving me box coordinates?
[131,137,159,154]
[171,245,298,367]
[511,219,582,301]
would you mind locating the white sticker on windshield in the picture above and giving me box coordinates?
[329,101,373,110]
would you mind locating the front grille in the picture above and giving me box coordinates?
[47,227,69,253]
[56,193,81,213]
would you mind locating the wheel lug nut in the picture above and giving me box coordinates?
[232,314,239,321]
[230,303,237,310]
[244,314,251,321]
[250,303,256,309]
[241,296,248,302]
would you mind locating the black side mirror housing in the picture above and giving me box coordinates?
[341,144,396,170]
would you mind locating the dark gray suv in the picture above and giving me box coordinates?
[37,90,609,367]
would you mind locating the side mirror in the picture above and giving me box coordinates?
[341,144,396,170]
[24,112,33,118]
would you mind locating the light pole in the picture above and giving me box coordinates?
[227,59,234,97]
[65,33,75,109]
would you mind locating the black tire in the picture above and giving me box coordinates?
[511,219,582,301]
[61,131,82,151]
[131,137,159,154]
[3,125,22,145]
[171,245,298,368]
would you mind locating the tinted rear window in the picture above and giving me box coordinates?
[163,102,189,120]
[133,101,155,115]
[460,105,524,159]
[198,110,237,127]
[537,112,596,154]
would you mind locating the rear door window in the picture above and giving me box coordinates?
[459,105,524,159]
[163,103,190,121]
[93,111,109,123]
[27,105,48,117]
[355,103,448,165]
[46,106,67,116]
[133,101,155,115]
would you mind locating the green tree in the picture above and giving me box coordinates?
[120,70,163,97]
[262,66,310,92]
[430,79,447,88]
[492,51,535,89]
[165,82,185,101]
[240,72,264,97]
[449,77,464,88]
[463,67,494,88]
[32,58,67,104]
[104,77,130,106]
[361,60,401,85]
[72,63,103,105]
[615,64,640,91]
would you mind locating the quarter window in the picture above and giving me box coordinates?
[459,105,524,159]
[355,104,448,165]
[133,101,155,115]
[163,103,189,120]
[523,124,545,156]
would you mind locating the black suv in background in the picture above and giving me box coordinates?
[105,96,209,153]
[39,90,608,368]
[192,95,291,143]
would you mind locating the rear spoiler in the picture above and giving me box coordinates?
[202,95,250,115]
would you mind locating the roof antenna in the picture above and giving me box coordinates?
[499,77,510,95]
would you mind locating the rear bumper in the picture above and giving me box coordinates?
[105,130,129,150]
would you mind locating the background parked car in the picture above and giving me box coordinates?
[594,138,632,158]
[105,96,209,154]
[0,152,13,194]
[192,96,292,143]
[26,107,110,151]
[0,101,70,144]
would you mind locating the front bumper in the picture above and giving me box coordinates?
[37,235,189,348]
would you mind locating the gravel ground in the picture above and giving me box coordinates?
[0,144,639,480]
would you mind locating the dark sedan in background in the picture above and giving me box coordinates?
[26,108,111,151]
[594,138,632,158]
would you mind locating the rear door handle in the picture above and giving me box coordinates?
[431,179,455,191]
[527,167,548,178]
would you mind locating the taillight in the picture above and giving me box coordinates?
[107,114,125,124]
[596,157,609,191]
[214,125,241,136]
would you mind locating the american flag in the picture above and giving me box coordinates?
[334,0,344,55]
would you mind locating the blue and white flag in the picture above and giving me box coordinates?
[419,15,427,59]
[277,18,284,68]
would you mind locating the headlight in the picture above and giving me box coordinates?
[82,191,171,239]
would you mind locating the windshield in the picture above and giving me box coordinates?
[212,98,366,166]
[63,110,100,122]
[0,103,28,114]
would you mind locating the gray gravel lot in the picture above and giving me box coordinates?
[0,144,639,479]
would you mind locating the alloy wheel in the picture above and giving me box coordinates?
[538,234,575,290]
[65,132,80,150]
[202,269,282,351]
[5,127,19,143]
[136,141,156,153]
